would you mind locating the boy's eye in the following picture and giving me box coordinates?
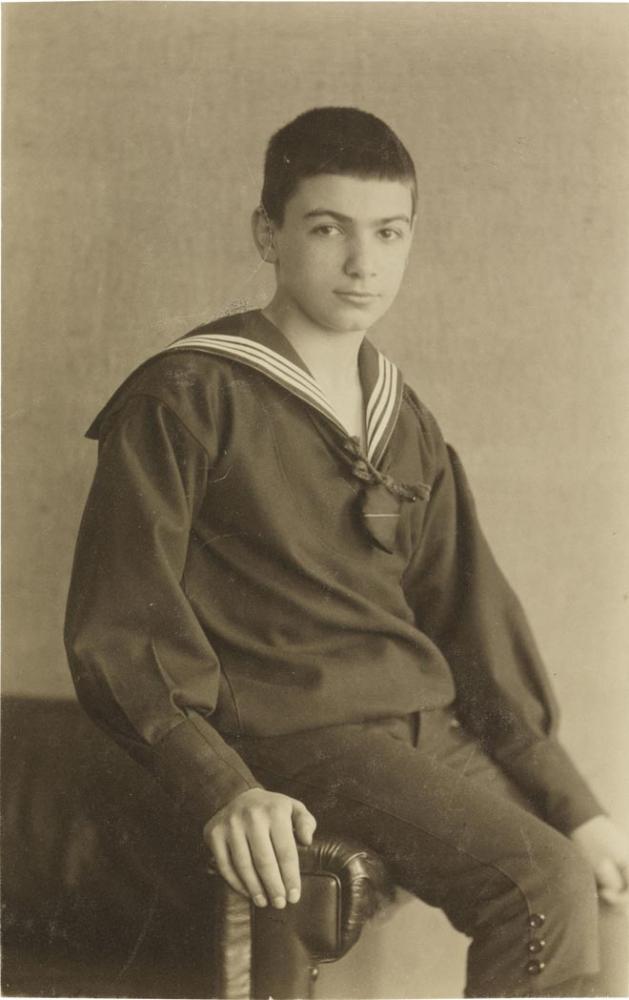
[311,224,343,237]
[378,228,403,241]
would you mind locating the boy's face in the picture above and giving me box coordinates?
[266,173,415,335]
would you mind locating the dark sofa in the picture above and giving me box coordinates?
[1,697,394,999]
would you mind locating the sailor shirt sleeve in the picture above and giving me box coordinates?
[402,406,604,834]
[64,393,262,830]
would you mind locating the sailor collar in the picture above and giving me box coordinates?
[166,309,403,470]
[87,309,425,553]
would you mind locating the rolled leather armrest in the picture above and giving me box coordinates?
[296,835,395,960]
[212,835,395,1000]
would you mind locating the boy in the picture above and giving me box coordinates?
[65,107,627,997]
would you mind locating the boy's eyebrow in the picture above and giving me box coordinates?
[303,209,412,226]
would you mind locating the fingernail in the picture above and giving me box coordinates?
[254,894,267,907]
[288,888,300,904]
[272,896,286,909]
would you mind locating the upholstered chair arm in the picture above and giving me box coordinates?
[212,835,395,1000]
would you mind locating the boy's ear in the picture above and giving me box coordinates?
[251,206,278,263]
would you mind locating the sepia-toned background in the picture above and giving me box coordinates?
[3,3,629,996]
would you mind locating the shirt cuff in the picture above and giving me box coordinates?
[135,712,262,831]
[497,736,605,834]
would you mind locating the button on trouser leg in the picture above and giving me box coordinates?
[461,829,599,996]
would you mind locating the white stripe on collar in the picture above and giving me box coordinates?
[165,331,402,466]
[365,353,386,431]
[367,356,392,448]
[367,356,399,464]
[167,334,344,429]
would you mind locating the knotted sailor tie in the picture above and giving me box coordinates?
[340,437,431,554]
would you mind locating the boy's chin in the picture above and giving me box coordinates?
[320,302,388,334]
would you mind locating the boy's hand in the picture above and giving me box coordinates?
[570,815,629,905]
[203,788,317,908]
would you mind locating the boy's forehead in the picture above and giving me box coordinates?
[286,173,414,222]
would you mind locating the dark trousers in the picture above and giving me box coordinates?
[229,709,628,998]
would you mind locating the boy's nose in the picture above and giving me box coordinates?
[343,240,377,279]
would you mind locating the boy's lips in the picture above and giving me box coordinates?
[334,290,380,302]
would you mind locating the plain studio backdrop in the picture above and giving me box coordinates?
[3,3,629,997]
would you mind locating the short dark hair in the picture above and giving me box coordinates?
[261,107,417,224]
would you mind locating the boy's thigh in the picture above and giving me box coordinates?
[233,712,599,993]
[234,710,571,902]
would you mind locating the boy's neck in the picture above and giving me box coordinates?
[262,298,365,388]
